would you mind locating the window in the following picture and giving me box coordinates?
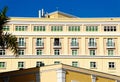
[36,38,43,46]
[3,26,10,31]
[104,26,116,32]
[107,38,114,47]
[18,62,24,69]
[54,38,61,46]
[90,50,96,56]
[0,62,6,68]
[89,38,96,47]
[108,50,114,56]
[54,61,60,64]
[0,50,5,55]
[36,61,44,67]
[108,62,115,69]
[72,50,78,56]
[15,26,27,31]
[90,62,96,68]
[71,38,78,46]
[18,38,25,46]
[86,26,98,31]
[34,26,45,31]
[51,26,63,31]
[54,49,60,55]
[36,49,42,55]
[68,26,80,31]
[72,61,78,67]
[18,49,24,55]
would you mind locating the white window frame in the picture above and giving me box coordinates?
[108,62,115,69]
[72,61,78,67]
[0,62,6,68]
[90,62,96,68]
[18,62,24,69]
[90,50,96,56]
[54,49,60,55]
[0,50,5,55]
[18,49,24,55]
[18,38,25,46]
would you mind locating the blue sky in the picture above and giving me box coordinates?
[0,0,120,17]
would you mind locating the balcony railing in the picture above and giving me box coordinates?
[18,42,26,48]
[106,42,115,48]
[36,42,44,48]
[53,42,61,48]
[88,42,97,48]
[71,42,79,48]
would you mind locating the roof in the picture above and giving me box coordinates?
[0,64,120,80]
[45,11,79,18]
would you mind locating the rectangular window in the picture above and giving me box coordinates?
[54,38,61,46]
[34,26,46,31]
[54,49,60,55]
[72,50,78,56]
[89,38,96,46]
[18,62,24,69]
[54,61,60,64]
[51,26,63,31]
[104,26,116,32]
[3,26,10,31]
[86,26,98,32]
[90,62,96,68]
[107,38,114,47]
[36,61,44,67]
[108,50,114,56]
[0,62,6,68]
[72,61,78,67]
[36,49,42,55]
[18,38,25,46]
[68,26,80,31]
[36,38,43,46]
[18,49,24,55]
[71,38,78,46]
[108,62,115,69]
[15,26,27,31]
[0,50,5,55]
[90,50,96,56]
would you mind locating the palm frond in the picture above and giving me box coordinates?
[4,32,18,55]
[0,6,9,33]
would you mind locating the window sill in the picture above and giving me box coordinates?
[90,67,97,69]
[108,68,116,70]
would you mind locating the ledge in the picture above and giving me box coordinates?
[1,55,120,59]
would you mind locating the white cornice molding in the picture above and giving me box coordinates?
[1,55,120,59]
[8,21,120,25]
[11,32,120,36]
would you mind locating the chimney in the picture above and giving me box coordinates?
[38,10,41,18]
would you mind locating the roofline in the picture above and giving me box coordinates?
[46,10,79,18]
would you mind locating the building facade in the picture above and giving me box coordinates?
[1,11,120,76]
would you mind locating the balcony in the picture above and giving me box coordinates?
[70,42,79,49]
[88,42,97,48]
[53,42,61,49]
[106,42,115,48]
[18,43,26,48]
[36,43,44,49]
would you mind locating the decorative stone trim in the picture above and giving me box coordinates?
[57,69,66,82]
[91,75,96,82]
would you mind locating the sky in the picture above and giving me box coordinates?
[0,0,120,17]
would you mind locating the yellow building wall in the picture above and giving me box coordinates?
[66,70,115,82]
[96,77,115,82]
[41,70,57,82]
[66,70,91,82]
